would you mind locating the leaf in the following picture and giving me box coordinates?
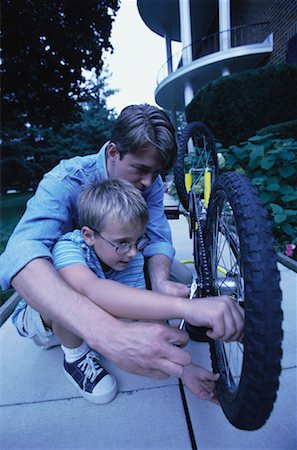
[286,209,297,217]
[248,135,269,144]
[279,166,296,178]
[281,152,296,161]
[279,184,294,195]
[282,222,296,237]
[267,183,280,192]
[260,156,275,170]
[232,146,247,159]
[274,213,287,224]
[260,192,275,203]
[281,194,297,202]
[248,146,265,169]
[270,203,283,214]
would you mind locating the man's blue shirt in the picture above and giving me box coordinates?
[0,143,175,290]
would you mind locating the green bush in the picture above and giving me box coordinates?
[257,119,297,140]
[186,64,297,147]
[221,134,297,250]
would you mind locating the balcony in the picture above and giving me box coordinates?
[155,23,273,111]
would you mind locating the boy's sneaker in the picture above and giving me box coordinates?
[64,350,118,404]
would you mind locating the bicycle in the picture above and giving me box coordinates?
[173,121,283,431]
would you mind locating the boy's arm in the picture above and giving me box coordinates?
[58,263,244,342]
[58,263,187,320]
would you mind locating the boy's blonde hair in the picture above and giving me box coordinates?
[77,179,149,232]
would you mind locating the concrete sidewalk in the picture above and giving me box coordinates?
[1,214,296,450]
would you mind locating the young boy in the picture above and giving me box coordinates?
[13,179,221,404]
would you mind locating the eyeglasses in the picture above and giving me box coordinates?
[88,226,150,255]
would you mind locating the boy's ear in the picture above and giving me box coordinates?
[107,142,120,160]
[82,226,95,246]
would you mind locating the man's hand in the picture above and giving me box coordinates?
[181,363,220,404]
[89,320,192,379]
[185,295,244,342]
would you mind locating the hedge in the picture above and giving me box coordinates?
[186,64,297,147]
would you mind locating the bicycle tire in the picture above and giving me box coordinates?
[174,121,218,211]
[205,171,283,430]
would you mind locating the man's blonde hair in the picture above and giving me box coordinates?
[110,104,177,173]
[77,179,149,232]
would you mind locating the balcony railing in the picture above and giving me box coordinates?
[157,23,272,85]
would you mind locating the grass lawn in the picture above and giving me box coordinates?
[0,192,33,305]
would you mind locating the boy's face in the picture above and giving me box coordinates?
[83,219,146,272]
[106,143,164,191]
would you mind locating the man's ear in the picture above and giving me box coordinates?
[107,142,120,161]
[82,226,95,246]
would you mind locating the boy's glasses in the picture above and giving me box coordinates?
[88,226,150,255]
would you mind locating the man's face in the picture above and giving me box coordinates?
[106,143,164,191]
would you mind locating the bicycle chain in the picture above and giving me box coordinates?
[193,192,211,297]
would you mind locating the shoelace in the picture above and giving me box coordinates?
[78,351,104,388]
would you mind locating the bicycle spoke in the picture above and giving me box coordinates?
[209,196,245,390]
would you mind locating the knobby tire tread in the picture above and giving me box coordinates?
[205,172,283,430]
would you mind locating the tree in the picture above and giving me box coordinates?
[0,70,117,192]
[1,0,120,192]
[1,0,119,128]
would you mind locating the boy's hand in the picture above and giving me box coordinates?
[185,296,244,342]
[181,363,220,404]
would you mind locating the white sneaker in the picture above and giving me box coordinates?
[64,350,118,404]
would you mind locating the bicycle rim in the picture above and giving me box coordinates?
[205,172,283,430]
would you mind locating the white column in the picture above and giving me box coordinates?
[179,0,192,65]
[184,79,194,106]
[222,67,230,76]
[219,0,231,51]
[179,0,194,107]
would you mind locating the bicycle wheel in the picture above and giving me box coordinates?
[174,122,218,211]
[204,171,283,430]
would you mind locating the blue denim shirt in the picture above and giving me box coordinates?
[0,142,175,290]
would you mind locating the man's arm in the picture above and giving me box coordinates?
[0,175,77,291]
[142,179,190,297]
[11,258,192,379]
[147,254,190,297]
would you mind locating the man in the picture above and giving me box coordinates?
[0,104,244,381]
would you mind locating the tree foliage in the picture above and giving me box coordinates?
[1,0,119,128]
[1,0,120,192]
[220,133,297,249]
[1,73,117,192]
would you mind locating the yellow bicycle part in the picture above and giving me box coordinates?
[182,259,227,276]
[185,173,192,193]
[181,259,195,265]
[204,167,211,207]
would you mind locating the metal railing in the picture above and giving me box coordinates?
[157,23,272,85]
